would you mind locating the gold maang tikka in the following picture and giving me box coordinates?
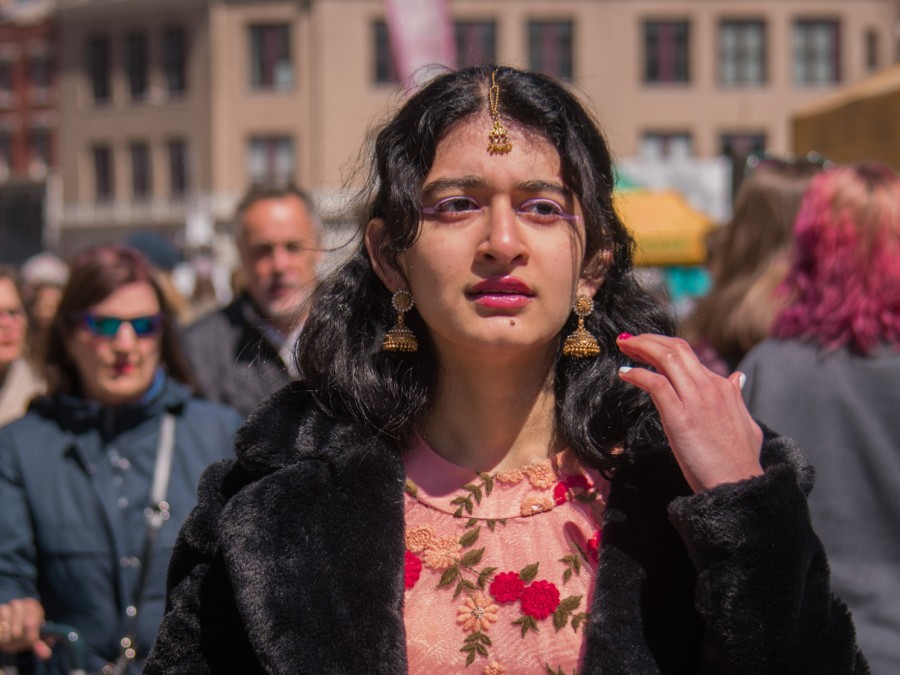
[562,295,601,358]
[382,289,418,352]
[487,69,512,155]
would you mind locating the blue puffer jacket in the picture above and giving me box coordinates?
[0,376,242,673]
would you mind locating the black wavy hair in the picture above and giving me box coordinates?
[296,65,673,469]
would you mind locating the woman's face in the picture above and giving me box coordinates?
[65,281,163,406]
[0,278,27,370]
[370,116,602,364]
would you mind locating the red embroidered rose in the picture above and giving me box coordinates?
[564,473,591,491]
[404,550,422,589]
[520,579,560,619]
[489,571,525,603]
[587,530,601,562]
[552,481,568,506]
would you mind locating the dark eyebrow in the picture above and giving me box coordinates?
[516,180,573,201]
[421,176,488,199]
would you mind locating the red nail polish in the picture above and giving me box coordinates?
[618,332,633,340]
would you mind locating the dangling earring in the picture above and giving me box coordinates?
[562,295,600,358]
[382,289,418,353]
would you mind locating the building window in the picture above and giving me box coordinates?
[643,20,690,84]
[865,30,879,72]
[793,20,841,85]
[373,21,398,84]
[0,61,10,93]
[87,36,111,104]
[130,142,151,200]
[720,132,766,159]
[28,128,50,176]
[28,57,51,91]
[455,21,496,68]
[641,131,693,160]
[126,32,149,101]
[93,145,114,201]
[163,28,188,95]
[719,20,765,86]
[168,139,189,198]
[249,25,293,90]
[247,136,294,185]
[528,21,573,80]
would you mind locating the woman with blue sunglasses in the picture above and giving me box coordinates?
[0,244,242,674]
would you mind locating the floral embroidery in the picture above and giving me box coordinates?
[405,524,436,553]
[587,530,601,563]
[422,535,462,569]
[520,494,554,517]
[457,592,500,632]
[404,448,608,669]
[405,551,422,589]
[524,463,557,489]
[520,580,560,619]
[489,571,524,603]
[495,467,524,483]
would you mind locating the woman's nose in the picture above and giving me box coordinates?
[478,203,528,264]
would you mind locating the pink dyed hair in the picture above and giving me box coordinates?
[773,162,900,354]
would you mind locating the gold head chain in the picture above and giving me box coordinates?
[487,69,512,155]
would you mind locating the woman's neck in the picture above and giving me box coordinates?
[417,349,562,474]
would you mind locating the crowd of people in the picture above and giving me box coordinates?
[0,63,896,673]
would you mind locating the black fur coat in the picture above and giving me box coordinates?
[145,383,867,674]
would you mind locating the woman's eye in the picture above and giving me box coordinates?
[429,196,481,214]
[517,198,571,222]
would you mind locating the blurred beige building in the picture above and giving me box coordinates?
[50,0,900,250]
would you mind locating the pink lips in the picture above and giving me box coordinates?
[468,277,534,309]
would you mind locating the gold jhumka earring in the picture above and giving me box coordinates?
[562,295,601,358]
[382,289,418,353]
[487,69,512,155]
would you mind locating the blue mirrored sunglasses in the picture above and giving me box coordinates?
[81,313,163,338]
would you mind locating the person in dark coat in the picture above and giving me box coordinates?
[182,185,322,417]
[147,66,866,673]
[0,245,242,674]
[740,162,900,674]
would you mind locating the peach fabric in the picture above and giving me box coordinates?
[402,437,609,674]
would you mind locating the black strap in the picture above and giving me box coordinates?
[109,412,175,675]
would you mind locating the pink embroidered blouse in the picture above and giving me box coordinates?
[402,437,609,674]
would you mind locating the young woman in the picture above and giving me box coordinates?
[146,67,865,673]
[0,268,43,426]
[0,245,242,674]
[741,162,900,674]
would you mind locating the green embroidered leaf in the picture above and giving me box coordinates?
[475,642,488,656]
[460,547,485,567]
[559,595,582,612]
[453,506,465,518]
[483,474,494,496]
[464,497,474,514]
[546,667,557,675]
[453,580,466,599]
[480,632,492,646]
[563,567,572,584]
[462,579,478,591]
[575,491,597,503]
[437,566,459,588]
[572,541,590,563]
[477,566,497,589]
[553,606,569,632]
[513,615,539,637]
[450,496,468,506]
[573,555,582,573]
[463,483,483,504]
[486,519,496,532]
[459,527,480,548]
[571,611,589,633]
[466,518,479,528]
[519,562,539,583]
[498,518,507,526]
[404,480,418,497]
[466,649,476,666]
[464,634,480,643]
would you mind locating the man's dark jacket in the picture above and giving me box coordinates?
[182,294,292,417]
[146,383,867,674]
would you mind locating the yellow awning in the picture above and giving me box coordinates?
[613,189,713,267]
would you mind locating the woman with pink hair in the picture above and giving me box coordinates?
[740,161,900,674]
